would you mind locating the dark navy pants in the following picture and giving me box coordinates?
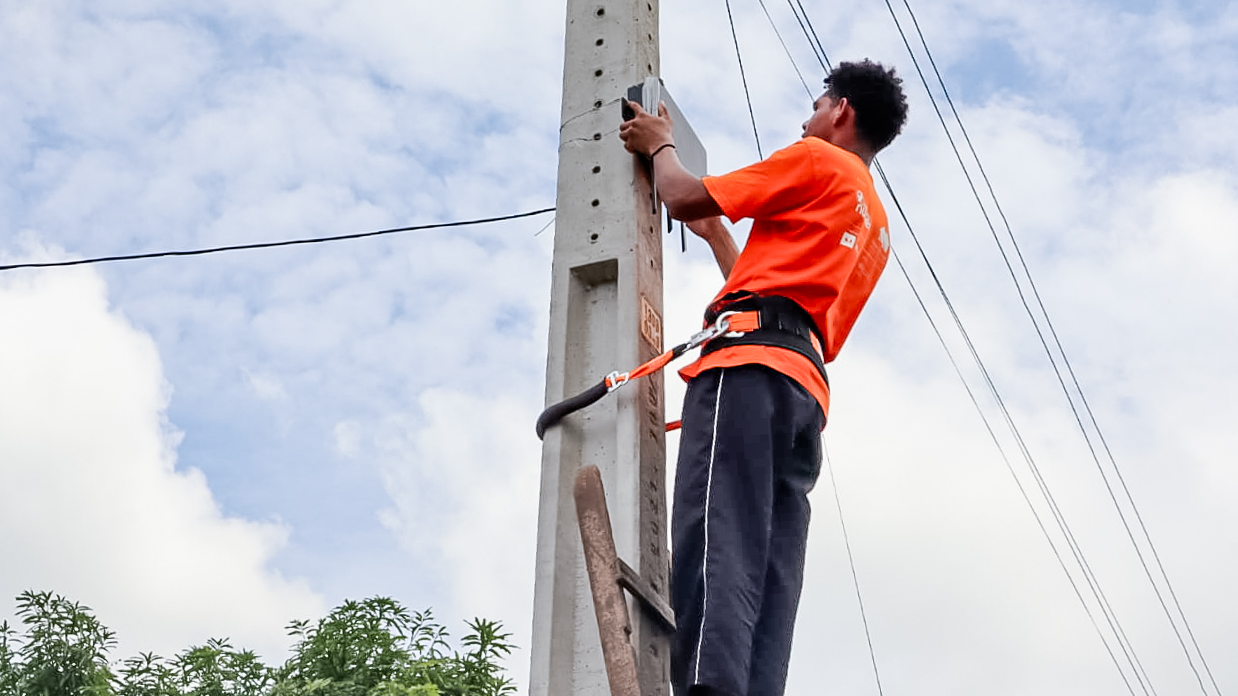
[671,365,824,696]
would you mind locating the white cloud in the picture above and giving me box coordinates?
[0,258,323,660]
[787,349,1231,695]
[243,368,289,402]
[369,388,542,688]
[2,0,1235,693]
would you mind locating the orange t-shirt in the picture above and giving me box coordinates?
[680,136,891,419]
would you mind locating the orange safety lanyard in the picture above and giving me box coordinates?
[536,311,752,439]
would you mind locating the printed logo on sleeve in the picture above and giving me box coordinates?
[855,191,872,231]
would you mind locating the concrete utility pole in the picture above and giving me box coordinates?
[529,0,669,694]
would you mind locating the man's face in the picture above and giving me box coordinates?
[802,92,841,141]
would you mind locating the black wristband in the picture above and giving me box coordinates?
[649,143,676,159]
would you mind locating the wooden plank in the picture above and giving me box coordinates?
[575,465,642,696]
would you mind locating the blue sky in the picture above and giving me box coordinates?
[2,1,1236,694]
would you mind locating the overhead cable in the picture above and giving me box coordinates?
[871,4,1159,684]
[882,0,1220,692]
[756,0,813,97]
[728,4,884,691]
[879,165,1146,696]
[824,444,886,696]
[897,4,1221,694]
[725,0,764,159]
[771,1,1153,691]
[787,0,833,70]
[0,207,556,272]
[885,245,1142,696]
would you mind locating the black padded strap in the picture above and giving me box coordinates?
[702,294,829,386]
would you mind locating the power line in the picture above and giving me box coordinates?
[756,0,813,97]
[885,244,1142,696]
[725,0,764,159]
[896,5,1221,694]
[725,7,886,690]
[786,0,832,70]
[866,7,1161,690]
[882,0,1220,692]
[726,6,895,691]
[878,164,1146,696]
[768,2,1163,691]
[0,207,556,272]
[825,444,886,696]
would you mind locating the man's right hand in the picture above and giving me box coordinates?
[619,101,674,157]
[619,101,724,223]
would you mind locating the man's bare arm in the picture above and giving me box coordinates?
[649,147,723,221]
[686,217,739,279]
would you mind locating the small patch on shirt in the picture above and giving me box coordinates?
[841,231,858,249]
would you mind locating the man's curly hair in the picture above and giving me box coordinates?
[824,60,909,152]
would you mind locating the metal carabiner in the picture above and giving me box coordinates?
[605,371,631,392]
[714,310,745,338]
[684,311,736,351]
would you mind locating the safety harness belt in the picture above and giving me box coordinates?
[535,293,827,439]
[701,292,829,387]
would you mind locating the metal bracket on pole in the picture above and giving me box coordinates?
[617,558,676,633]
[625,78,708,179]
[575,465,676,696]
[624,78,708,251]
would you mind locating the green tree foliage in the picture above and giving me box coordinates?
[0,592,514,696]
[114,641,274,696]
[12,591,116,696]
[274,598,514,696]
[2,621,20,696]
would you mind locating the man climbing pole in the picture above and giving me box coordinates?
[619,60,909,696]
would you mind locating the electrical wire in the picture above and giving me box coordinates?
[533,215,557,237]
[886,245,1141,695]
[869,5,1163,682]
[870,19,1156,688]
[0,207,556,272]
[725,0,764,159]
[893,4,1222,693]
[879,165,1145,696]
[767,1,1175,691]
[730,5,885,690]
[824,443,886,696]
[756,0,813,97]
[788,0,833,70]
[881,1,1219,692]
[783,0,829,72]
